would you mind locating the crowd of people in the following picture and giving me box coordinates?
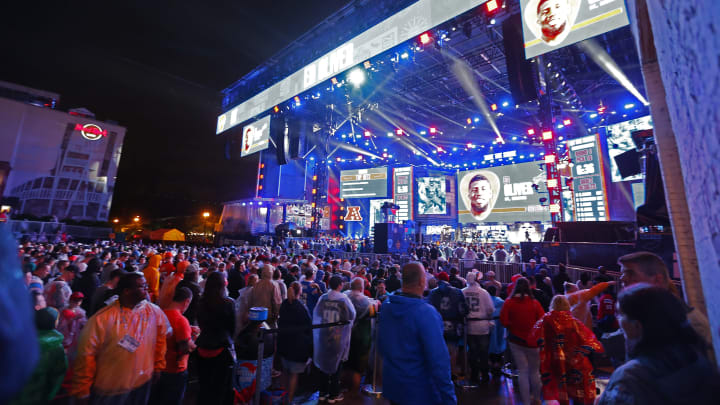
[282,236,525,266]
[4,231,720,405]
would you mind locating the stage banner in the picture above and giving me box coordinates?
[520,0,629,59]
[240,115,271,157]
[457,161,551,224]
[217,0,490,134]
[417,177,447,215]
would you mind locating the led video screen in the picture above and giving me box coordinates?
[606,116,653,182]
[457,161,551,223]
[520,0,630,59]
[417,177,447,215]
[340,167,388,198]
[240,115,271,157]
[567,134,608,221]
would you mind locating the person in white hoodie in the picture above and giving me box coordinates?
[313,276,356,403]
[462,271,495,382]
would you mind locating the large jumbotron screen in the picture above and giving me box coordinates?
[340,167,388,198]
[606,115,652,182]
[457,161,551,223]
[417,177,447,215]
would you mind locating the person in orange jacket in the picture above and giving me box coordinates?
[143,254,162,303]
[70,273,168,405]
[530,295,604,405]
[563,280,615,329]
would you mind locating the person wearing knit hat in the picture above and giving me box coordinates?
[10,307,68,405]
[436,271,450,282]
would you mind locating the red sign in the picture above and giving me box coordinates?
[74,123,107,140]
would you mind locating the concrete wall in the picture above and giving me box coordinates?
[634,0,720,359]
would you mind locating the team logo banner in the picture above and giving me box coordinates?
[520,0,629,59]
[240,115,271,157]
[345,206,363,222]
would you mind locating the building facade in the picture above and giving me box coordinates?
[0,82,126,221]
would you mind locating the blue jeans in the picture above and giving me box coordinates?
[150,370,188,405]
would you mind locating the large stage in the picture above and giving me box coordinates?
[215,0,659,251]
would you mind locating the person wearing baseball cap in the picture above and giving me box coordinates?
[57,292,87,362]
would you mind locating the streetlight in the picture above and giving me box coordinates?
[133,216,140,223]
[112,218,119,224]
[202,212,211,243]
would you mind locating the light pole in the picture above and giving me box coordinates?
[202,211,210,243]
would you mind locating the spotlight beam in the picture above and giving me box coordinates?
[326,139,382,160]
[443,45,512,95]
[445,51,505,144]
[577,39,649,106]
[378,89,468,129]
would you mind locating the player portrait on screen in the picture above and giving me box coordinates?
[524,0,581,46]
[459,170,500,221]
[417,177,446,215]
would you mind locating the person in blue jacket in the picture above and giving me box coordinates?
[486,285,507,374]
[427,271,469,377]
[378,262,456,405]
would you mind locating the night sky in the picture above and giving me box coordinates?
[0,0,344,220]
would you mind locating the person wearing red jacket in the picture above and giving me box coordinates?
[597,290,619,333]
[500,277,545,405]
[531,295,604,405]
